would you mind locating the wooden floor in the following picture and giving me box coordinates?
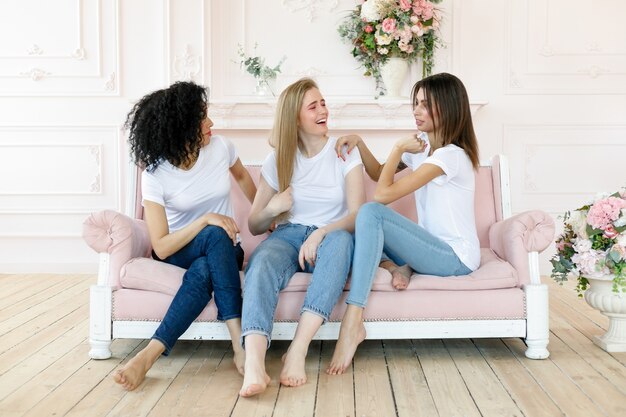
[0,275,625,417]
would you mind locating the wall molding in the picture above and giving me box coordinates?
[0,0,120,96]
[209,99,487,130]
[505,0,626,94]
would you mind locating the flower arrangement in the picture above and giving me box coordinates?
[338,0,442,95]
[550,189,626,295]
[236,43,286,96]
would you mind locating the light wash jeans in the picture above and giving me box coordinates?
[241,223,354,346]
[153,226,244,355]
[347,202,472,307]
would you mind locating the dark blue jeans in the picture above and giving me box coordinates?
[152,225,244,355]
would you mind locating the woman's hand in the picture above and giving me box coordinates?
[335,134,362,161]
[298,228,327,269]
[205,213,240,244]
[266,186,293,217]
[394,134,427,154]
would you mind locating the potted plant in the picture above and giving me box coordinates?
[551,189,626,351]
[236,43,286,97]
[338,0,442,97]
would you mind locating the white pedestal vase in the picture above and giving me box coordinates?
[379,57,409,99]
[584,277,626,352]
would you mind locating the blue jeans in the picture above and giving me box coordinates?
[347,202,471,307]
[152,226,244,355]
[241,223,354,346]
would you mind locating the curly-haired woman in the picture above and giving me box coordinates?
[113,81,256,391]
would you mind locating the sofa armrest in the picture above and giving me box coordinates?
[83,210,152,289]
[488,210,555,286]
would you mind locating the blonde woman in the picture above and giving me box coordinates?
[239,78,365,397]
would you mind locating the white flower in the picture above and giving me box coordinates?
[574,238,592,253]
[375,30,393,46]
[572,249,610,278]
[377,47,389,55]
[569,210,588,239]
[614,208,626,227]
[618,233,626,247]
[360,0,381,21]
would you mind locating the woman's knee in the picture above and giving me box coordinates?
[357,202,386,225]
[321,229,354,253]
[246,239,289,270]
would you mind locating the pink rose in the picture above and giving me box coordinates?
[400,0,413,12]
[382,17,397,34]
[604,225,619,239]
[365,24,374,33]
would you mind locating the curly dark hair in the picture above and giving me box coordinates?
[125,81,208,172]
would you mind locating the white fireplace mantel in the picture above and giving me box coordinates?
[209,98,488,130]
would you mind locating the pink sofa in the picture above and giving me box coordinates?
[83,155,555,360]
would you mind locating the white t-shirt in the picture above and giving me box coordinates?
[401,143,480,270]
[142,135,238,232]
[261,137,363,227]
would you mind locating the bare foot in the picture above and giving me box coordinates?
[391,264,413,290]
[113,352,152,391]
[233,347,245,376]
[280,348,307,387]
[326,321,366,375]
[239,364,270,397]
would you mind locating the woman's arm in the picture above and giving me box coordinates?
[144,201,239,259]
[298,165,365,268]
[229,158,257,203]
[374,136,440,205]
[247,176,293,235]
[336,134,407,181]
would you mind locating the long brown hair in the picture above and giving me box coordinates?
[269,77,319,191]
[411,73,479,168]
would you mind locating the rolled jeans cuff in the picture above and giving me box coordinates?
[301,305,330,322]
[345,298,367,309]
[241,328,271,349]
[151,335,173,356]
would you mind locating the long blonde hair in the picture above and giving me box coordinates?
[269,78,318,192]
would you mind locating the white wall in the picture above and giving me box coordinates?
[1,0,625,273]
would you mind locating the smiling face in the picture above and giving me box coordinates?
[297,87,329,137]
[412,88,437,134]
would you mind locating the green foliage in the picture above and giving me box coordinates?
[337,0,443,97]
[236,44,286,81]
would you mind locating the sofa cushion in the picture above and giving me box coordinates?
[283,248,518,293]
[120,248,517,296]
[120,257,185,296]
[373,248,518,291]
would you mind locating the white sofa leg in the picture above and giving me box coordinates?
[89,285,112,359]
[524,283,550,359]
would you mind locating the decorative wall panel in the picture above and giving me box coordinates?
[0,126,121,212]
[506,0,626,94]
[0,0,119,96]
[503,124,626,214]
